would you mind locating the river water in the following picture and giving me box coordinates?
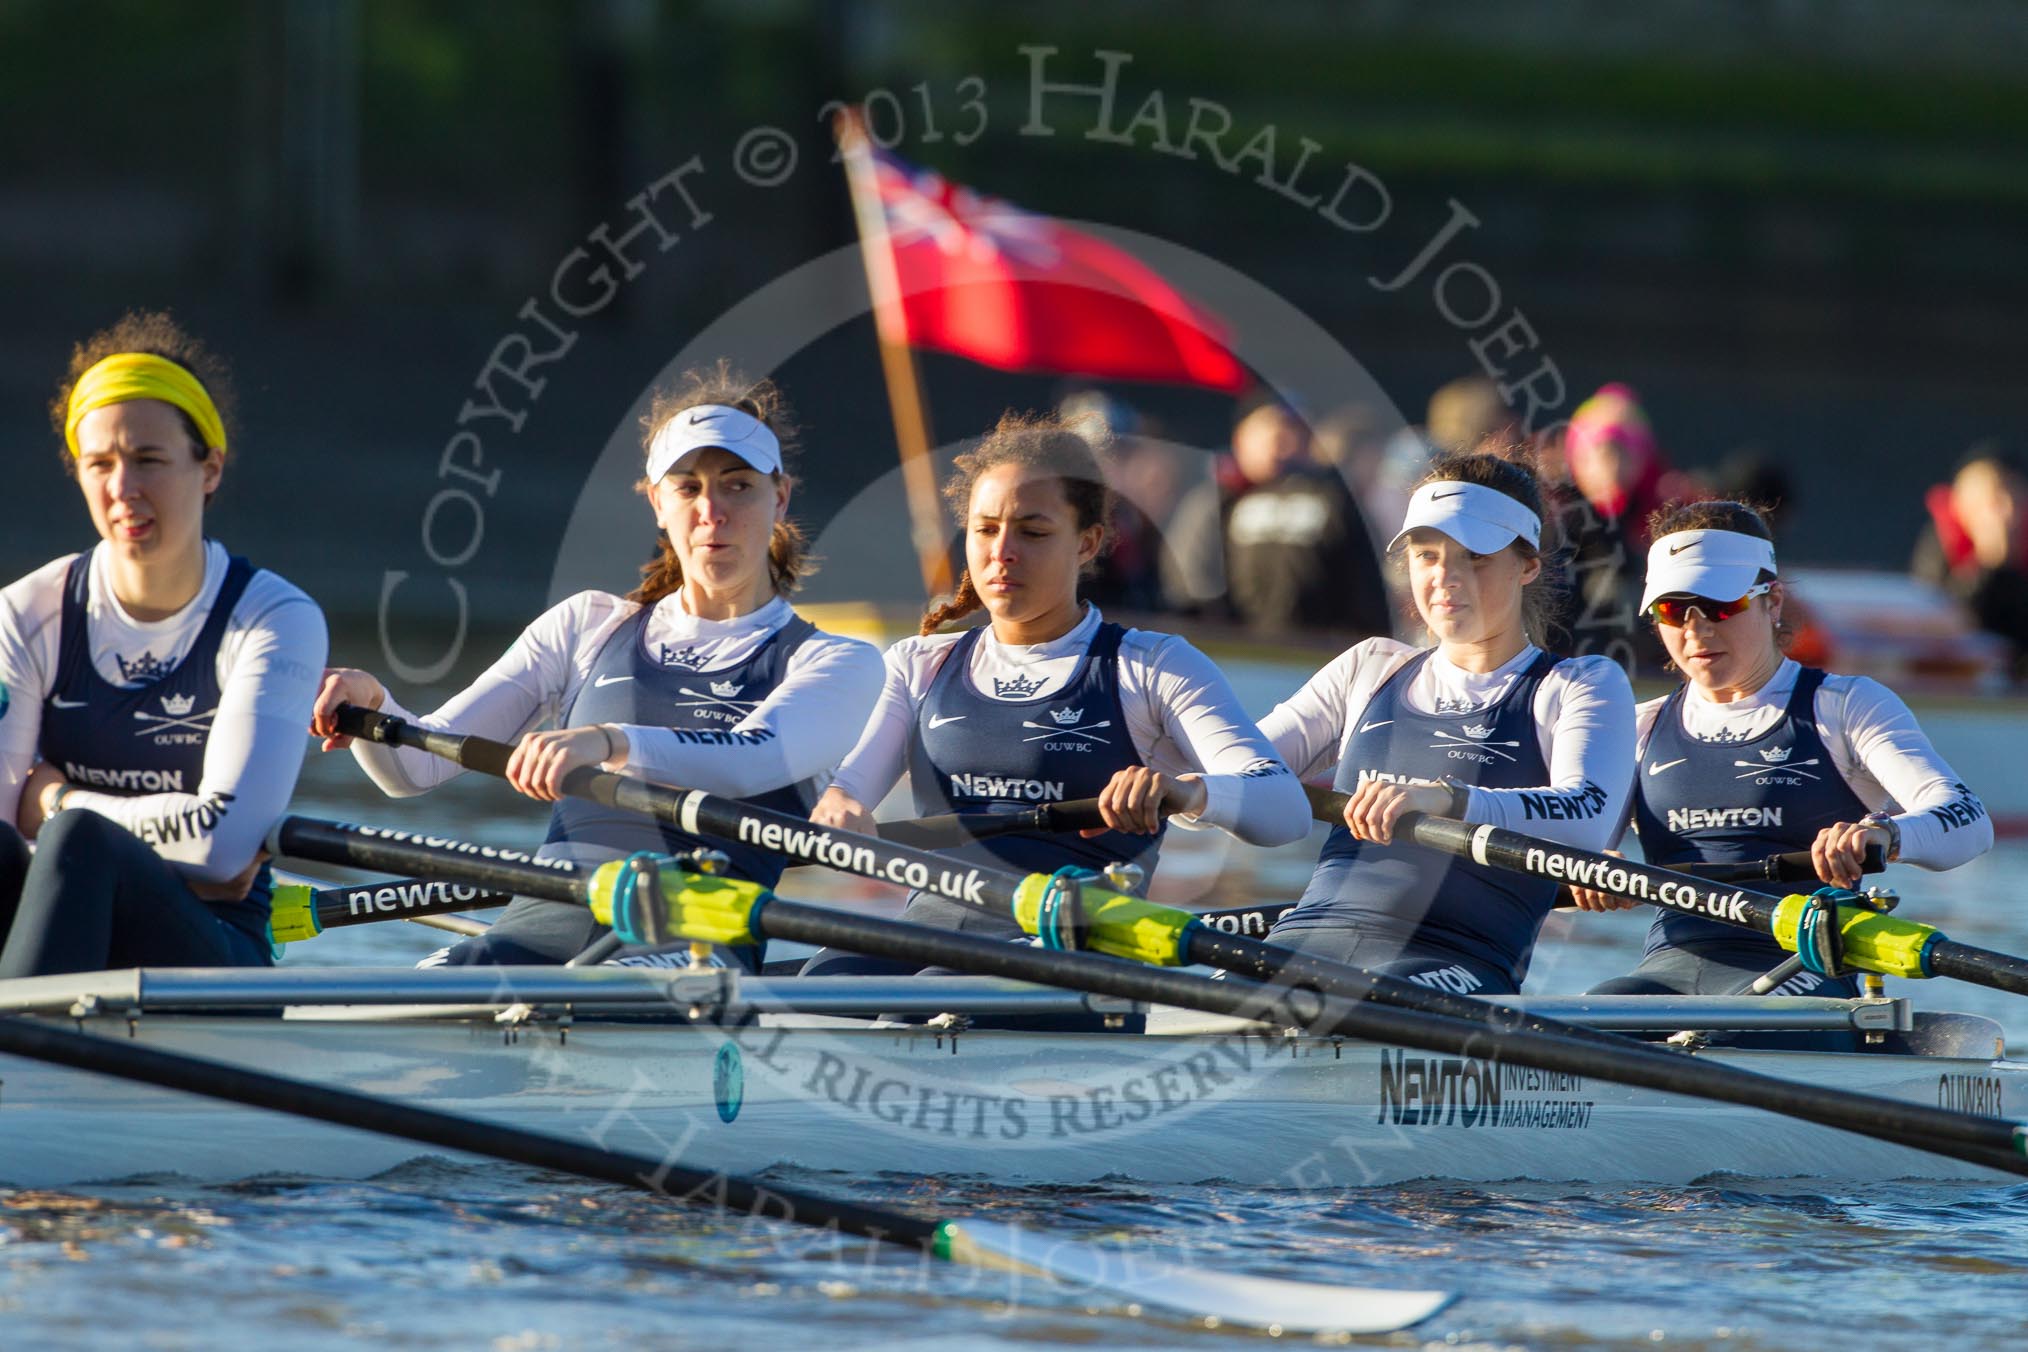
[4,662,2026,1350]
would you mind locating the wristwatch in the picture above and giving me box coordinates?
[1437,775,1472,820]
[1861,811,1902,862]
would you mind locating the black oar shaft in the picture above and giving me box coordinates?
[1402,815,2028,996]
[877,799,1110,849]
[277,814,2028,1175]
[0,1016,932,1245]
[324,707,1935,1058]
[1929,943,2028,998]
[1299,783,1877,885]
[765,896,2028,1176]
[326,709,2028,1166]
[307,878,514,932]
[1408,814,1790,936]
[644,777,1649,1048]
[275,818,586,905]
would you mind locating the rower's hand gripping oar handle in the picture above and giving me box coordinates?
[874,803,1078,849]
[1677,844,1885,883]
[1300,782,1882,884]
[338,702,1126,847]
[337,703,513,776]
[1388,810,2028,992]
[876,794,1168,848]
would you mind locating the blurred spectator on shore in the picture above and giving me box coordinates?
[1430,374,1519,455]
[1310,400,1391,500]
[1713,446,1795,536]
[1366,375,1519,538]
[1912,445,2028,674]
[1059,388,1178,613]
[1557,383,1698,672]
[1564,383,1698,556]
[1162,389,1390,638]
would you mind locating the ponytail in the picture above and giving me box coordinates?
[917,410,1114,634]
[919,569,983,635]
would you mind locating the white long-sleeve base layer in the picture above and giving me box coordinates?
[0,542,328,884]
[829,606,1310,846]
[349,591,885,811]
[1258,638,1638,852]
[1628,658,1991,870]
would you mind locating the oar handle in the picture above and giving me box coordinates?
[1310,783,1882,884]
[876,795,1155,848]
[875,802,1075,849]
[1677,845,1885,884]
[336,703,512,776]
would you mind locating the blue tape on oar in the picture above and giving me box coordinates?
[1038,866,1099,951]
[1796,886,1854,976]
[608,851,665,946]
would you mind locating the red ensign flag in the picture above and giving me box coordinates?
[852,143,1248,391]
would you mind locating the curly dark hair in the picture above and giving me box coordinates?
[50,310,237,474]
[921,411,1115,634]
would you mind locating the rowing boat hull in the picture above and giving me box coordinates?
[1,1013,2019,1188]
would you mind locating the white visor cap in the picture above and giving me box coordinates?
[645,404,783,481]
[1388,480,1542,555]
[1640,529,1778,611]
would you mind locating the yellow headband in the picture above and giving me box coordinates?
[63,353,226,458]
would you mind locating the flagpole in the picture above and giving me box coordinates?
[834,110,954,602]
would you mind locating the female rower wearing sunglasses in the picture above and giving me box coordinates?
[1575,499,1991,999]
[1259,451,1637,996]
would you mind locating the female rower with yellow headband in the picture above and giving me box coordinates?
[0,311,328,976]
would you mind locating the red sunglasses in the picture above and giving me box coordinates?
[1648,583,1773,627]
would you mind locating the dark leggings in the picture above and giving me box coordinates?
[1261,922,1520,997]
[1587,942,1860,1051]
[800,890,1023,977]
[0,812,272,978]
[1588,942,1860,999]
[800,892,1139,1032]
[429,893,763,973]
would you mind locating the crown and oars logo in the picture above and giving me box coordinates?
[116,650,174,682]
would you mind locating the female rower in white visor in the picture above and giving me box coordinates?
[1575,499,1991,1003]
[310,366,883,971]
[1259,452,1636,996]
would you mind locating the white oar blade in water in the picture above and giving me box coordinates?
[940,1218,1455,1334]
